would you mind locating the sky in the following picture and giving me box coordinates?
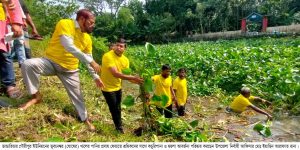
[50,0,146,8]
[48,0,145,18]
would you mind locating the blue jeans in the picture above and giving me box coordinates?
[10,34,26,65]
[13,38,26,65]
[0,50,15,89]
[10,30,31,65]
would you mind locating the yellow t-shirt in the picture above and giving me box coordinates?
[45,19,92,70]
[152,75,172,107]
[173,77,187,106]
[101,50,129,92]
[230,94,255,113]
[0,3,6,21]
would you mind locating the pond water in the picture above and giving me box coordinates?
[187,97,300,142]
[246,115,300,142]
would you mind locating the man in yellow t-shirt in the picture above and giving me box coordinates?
[227,87,272,119]
[19,9,103,131]
[173,68,187,116]
[101,38,143,133]
[151,64,177,118]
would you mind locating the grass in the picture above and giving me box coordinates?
[0,74,151,141]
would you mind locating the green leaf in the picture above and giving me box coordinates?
[145,69,154,77]
[122,68,132,75]
[157,116,166,124]
[253,123,264,131]
[197,133,208,142]
[122,95,135,107]
[151,95,161,102]
[263,127,272,137]
[293,75,300,83]
[144,78,153,93]
[161,95,169,107]
[54,123,66,130]
[253,123,272,137]
[189,120,199,128]
[285,79,293,84]
[145,42,156,55]
[46,136,64,142]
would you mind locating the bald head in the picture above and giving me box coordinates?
[240,87,251,98]
[76,9,94,21]
[76,9,95,33]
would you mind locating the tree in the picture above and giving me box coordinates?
[115,7,135,37]
[27,0,300,40]
[106,0,126,16]
[78,0,106,15]
[25,0,79,36]
[93,13,116,40]
[195,2,206,34]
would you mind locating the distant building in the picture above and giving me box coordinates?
[241,12,268,33]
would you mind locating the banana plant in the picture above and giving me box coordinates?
[122,42,168,131]
[122,43,204,141]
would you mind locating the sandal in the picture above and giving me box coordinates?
[6,87,23,99]
[29,34,43,40]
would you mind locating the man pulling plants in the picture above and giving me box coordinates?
[226,87,272,120]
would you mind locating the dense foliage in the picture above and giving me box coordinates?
[126,37,300,114]
[25,0,78,36]
[26,0,300,43]
[89,0,300,43]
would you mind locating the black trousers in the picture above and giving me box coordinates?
[102,89,122,130]
[157,104,173,118]
[177,105,185,116]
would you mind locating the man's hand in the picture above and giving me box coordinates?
[7,2,15,10]
[174,101,178,108]
[90,61,100,73]
[131,76,143,84]
[2,0,15,10]
[145,93,150,99]
[11,24,23,38]
[172,97,178,103]
[263,99,272,105]
[32,29,39,36]
[94,78,104,89]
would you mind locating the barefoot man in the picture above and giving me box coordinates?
[19,9,104,130]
